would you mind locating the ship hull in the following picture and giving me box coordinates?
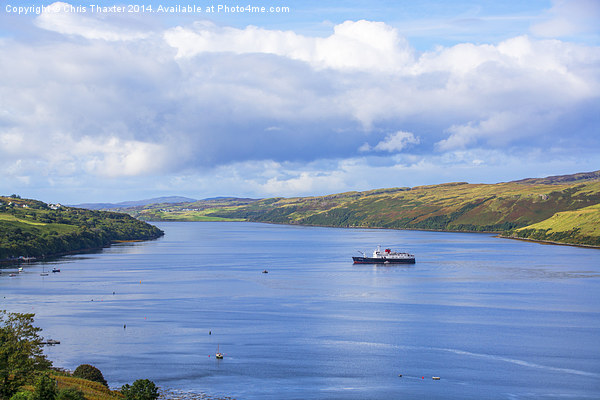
[352,256,415,264]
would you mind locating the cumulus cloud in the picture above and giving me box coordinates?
[360,131,420,152]
[164,19,414,72]
[1,3,599,202]
[73,136,169,177]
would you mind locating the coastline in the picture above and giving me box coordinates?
[0,237,163,267]
[158,388,236,400]
[496,234,600,250]
[143,219,600,249]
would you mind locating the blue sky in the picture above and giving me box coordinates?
[0,0,599,203]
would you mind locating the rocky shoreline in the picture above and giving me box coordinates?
[159,388,236,400]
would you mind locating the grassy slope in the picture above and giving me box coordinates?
[509,203,600,246]
[203,181,600,234]
[54,375,123,400]
[0,213,79,233]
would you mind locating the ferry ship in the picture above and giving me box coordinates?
[353,245,415,264]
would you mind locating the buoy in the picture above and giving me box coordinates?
[398,374,403,377]
[422,376,424,380]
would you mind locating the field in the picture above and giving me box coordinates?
[510,203,600,246]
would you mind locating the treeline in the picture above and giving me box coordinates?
[0,196,163,261]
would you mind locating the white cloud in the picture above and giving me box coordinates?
[361,131,420,152]
[531,0,600,38]
[164,19,414,72]
[74,137,169,177]
[436,112,526,151]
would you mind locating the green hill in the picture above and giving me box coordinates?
[508,203,600,246]
[0,196,164,262]
[132,171,600,247]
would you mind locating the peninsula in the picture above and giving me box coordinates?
[0,195,164,263]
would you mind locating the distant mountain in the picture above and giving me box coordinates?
[73,196,197,210]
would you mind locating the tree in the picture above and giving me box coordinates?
[120,380,159,400]
[0,311,51,400]
[32,375,55,400]
[9,393,32,400]
[72,364,107,387]
[55,389,84,400]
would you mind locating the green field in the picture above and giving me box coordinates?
[510,203,600,246]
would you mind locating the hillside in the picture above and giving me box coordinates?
[126,171,600,247]
[508,203,600,246]
[0,196,164,262]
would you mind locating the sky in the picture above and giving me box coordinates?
[0,0,599,204]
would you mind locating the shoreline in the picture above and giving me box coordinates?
[152,219,600,249]
[0,236,163,267]
[496,234,600,250]
[0,247,103,266]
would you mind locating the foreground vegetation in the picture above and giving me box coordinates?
[129,172,600,247]
[0,196,164,262]
[0,310,159,400]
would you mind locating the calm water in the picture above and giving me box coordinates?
[1,222,599,399]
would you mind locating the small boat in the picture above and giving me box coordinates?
[43,339,60,345]
[262,269,268,274]
[215,345,224,359]
[40,266,48,276]
[18,267,23,272]
[52,268,60,273]
[353,245,415,264]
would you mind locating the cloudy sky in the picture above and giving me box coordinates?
[1,0,599,203]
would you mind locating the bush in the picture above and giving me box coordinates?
[55,389,85,400]
[32,375,56,400]
[120,380,158,400]
[9,392,32,400]
[72,365,108,387]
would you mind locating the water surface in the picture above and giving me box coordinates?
[1,222,599,399]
